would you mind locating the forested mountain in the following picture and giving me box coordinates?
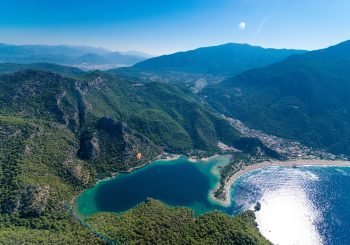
[134,43,305,76]
[0,68,275,242]
[0,43,149,70]
[0,63,85,77]
[203,40,350,156]
[87,199,269,244]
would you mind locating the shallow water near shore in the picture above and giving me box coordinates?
[75,158,350,245]
[75,155,230,217]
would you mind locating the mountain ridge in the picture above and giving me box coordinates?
[0,67,278,242]
[134,42,306,76]
[0,43,150,70]
[202,40,350,156]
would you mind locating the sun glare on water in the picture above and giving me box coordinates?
[255,186,322,245]
[235,167,324,245]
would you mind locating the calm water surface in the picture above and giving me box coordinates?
[75,155,229,216]
[75,157,350,245]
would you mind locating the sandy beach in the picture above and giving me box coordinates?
[212,159,350,206]
[160,154,182,161]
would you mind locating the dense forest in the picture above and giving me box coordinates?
[87,199,270,244]
[3,40,349,243]
[0,67,275,243]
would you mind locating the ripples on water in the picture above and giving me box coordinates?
[76,157,350,245]
[230,166,350,245]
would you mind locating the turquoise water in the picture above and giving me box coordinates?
[75,155,229,217]
[75,157,350,245]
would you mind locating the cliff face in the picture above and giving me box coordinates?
[12,185,50,217]
[78,117,161,173]
[0,69,275,243]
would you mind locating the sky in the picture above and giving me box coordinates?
[0,0,349,55]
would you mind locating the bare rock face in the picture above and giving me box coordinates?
[90,135,101,159]
[11,185,50,217]
[71,164,89,185]
[24,145,31,156]
[64,160,90,187]
[78,117,161,172]
[78,133,100,160]
[88,76,105,87]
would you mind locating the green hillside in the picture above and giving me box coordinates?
[0,116,102,243]
[203,40,350,156]
[0,68,274,242]
[0,62,85,77]
[87,199,270,244]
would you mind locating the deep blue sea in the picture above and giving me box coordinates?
[75,156,350,245]
[230,166,350,245]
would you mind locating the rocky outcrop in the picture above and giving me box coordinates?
[9,185,50,217]
[78,117,161,172]
[63,160,90,187]
[78,132,100,160]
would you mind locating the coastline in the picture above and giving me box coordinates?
[73,153,170,215]
[124,152,188,173]
[212,159,350,206]
[188,154,221,163]
[72,153,202,215]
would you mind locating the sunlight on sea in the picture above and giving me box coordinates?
[76,157,350,245]
[232,167,325,245]
[256,185,322,244]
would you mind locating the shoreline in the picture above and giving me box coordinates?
[95,153,181,185]
[84,152,217,194]
[73,153,225,212]
[212,159,350,206]
[73,152,209,214]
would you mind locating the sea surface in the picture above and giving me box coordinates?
[75,156,350,245]
[230,165,350,245]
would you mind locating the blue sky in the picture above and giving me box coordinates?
[0,0,349,55]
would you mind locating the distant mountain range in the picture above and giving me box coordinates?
[134,43,306,76]
[0,62,85,77]
[0,43,151,70]
[0,42,304,76]
[203,40,350,156]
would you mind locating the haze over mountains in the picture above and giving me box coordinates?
[1,39,350,243]
[0,62,85,77]
[1,40,349,158]
[0,43,150,70]
[111,43,305,92]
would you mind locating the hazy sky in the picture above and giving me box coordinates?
[1,0,349,55]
